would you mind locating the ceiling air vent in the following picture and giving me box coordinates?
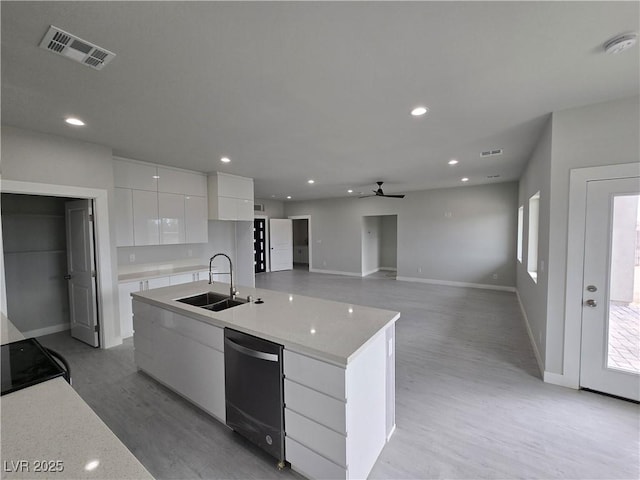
[39,25,115,71]
[254,203,265,212]
[480,149,503,157]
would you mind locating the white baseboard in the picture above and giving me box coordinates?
[386,424,396,442]
[543,371,579,389]
[379,267,398,272]
[515,290,544,377]
[396,276,516,292]
[309,268,362,277]
[361,268,380,277]
[21,323,70,339]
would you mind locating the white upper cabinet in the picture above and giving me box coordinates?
[159,193,186,244]
[114,188,134,247]
[113,158,158,191]
[113,157,208,245]
[208,172,254,221]
[132,189,160,246]
[157,167,207,196]
[185,195,208,243]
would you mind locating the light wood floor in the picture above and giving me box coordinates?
[38,270,639,480]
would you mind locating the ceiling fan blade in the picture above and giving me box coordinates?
[359,194,376,198]
[382,194,405,198]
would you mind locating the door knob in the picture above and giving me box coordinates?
[586,285,598,292]
[585,299,597,308]
[64,274,72,280]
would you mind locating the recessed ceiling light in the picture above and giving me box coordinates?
[448,159,459,165]
[307,179,315,184]
[347,189,353,193]
[461,177,469,182]
[152,175,160,179]
[410,106,429,117]
[604,33,638,54]
[271,195,276,198]
[286,195,292,199]
[65,117,85,126]
[220,157,231,163]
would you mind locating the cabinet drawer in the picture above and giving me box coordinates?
[133,315,154,340]
[169,312,224,352]
[286,437,346,480]
[285,409,346,467]
[284,350,346,400]
[133,334,153,358]
[285,379,346,434]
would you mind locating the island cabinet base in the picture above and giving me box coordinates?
[283,324,396,480]
[132,300,226,422]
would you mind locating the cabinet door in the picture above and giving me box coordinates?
[170,273,194,285]
[132,190,160,245]
[118,281,142,338]
[217,196,237,220]
[146,276,171,289]
[236,198,254,221]
[114,188,134,247]
[217,174,253,199]
[159,193,186,244]
[158,168,207,196]
[114,159,158,191]
[185,195,208,243]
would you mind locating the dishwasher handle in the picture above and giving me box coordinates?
[225,337,279,362]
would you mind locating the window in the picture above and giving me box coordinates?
[527,192,540,282]
[517,205,524,263]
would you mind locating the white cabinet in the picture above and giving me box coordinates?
[158,167,207,196]
[132,301,226,421]
[114,188,134,247]
[113,158,158,191]
[132,190,160,246]
[185,196,208,243]
[159,193,186,244]
[208,172,254,221]
[113,157,208,245]
[119,276,171,338]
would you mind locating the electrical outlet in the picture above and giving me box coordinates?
[187,249,193,257]
[492,273,498,279]
[417,267,422,273]
[129,254,135,263]
[322,260,327,267]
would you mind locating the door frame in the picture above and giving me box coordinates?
[254,214,270,273]
[1,179,118,348]
[564,163,640,388]
[288,215,312,270]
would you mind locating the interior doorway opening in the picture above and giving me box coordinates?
[292,217,309,271]
[1,193,100,347]
[362,215,398,279]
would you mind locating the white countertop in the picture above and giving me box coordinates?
[0,315,153,480]
[118,264,209,283]
[132,280,400,366]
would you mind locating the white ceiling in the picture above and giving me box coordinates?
[2,2,638,200]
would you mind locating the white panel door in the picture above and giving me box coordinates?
[132,189,160,245]
[65,200,99,347]
[185,195,208,243]
[159,192,186,244]
[580,176,640,401]
[270,219,293,271]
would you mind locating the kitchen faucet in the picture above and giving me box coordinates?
[209,253,237,298]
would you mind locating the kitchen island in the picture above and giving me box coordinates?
[132,280,399,480]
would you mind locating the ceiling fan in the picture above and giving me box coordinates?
[360,182,405,199]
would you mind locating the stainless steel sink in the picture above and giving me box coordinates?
[176,292,247,311]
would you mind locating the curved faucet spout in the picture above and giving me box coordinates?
[209,253,236,299]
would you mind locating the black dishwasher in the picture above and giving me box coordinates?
[224,328,285,466]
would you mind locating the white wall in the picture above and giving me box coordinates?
[516,117,552,372]
[362,216,382,276]
[255,198,285,218]
[380,215,398,270]
[0,125,120,346]
[517,95,640,378]
[285,182,518,287]
[546,95,640,374]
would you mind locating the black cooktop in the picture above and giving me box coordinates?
[1,338,66,396]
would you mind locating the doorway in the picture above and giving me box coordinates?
[579,177,639,401]
[292,218,309,271]
[361,215,398,278]
[1,193,100,347]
